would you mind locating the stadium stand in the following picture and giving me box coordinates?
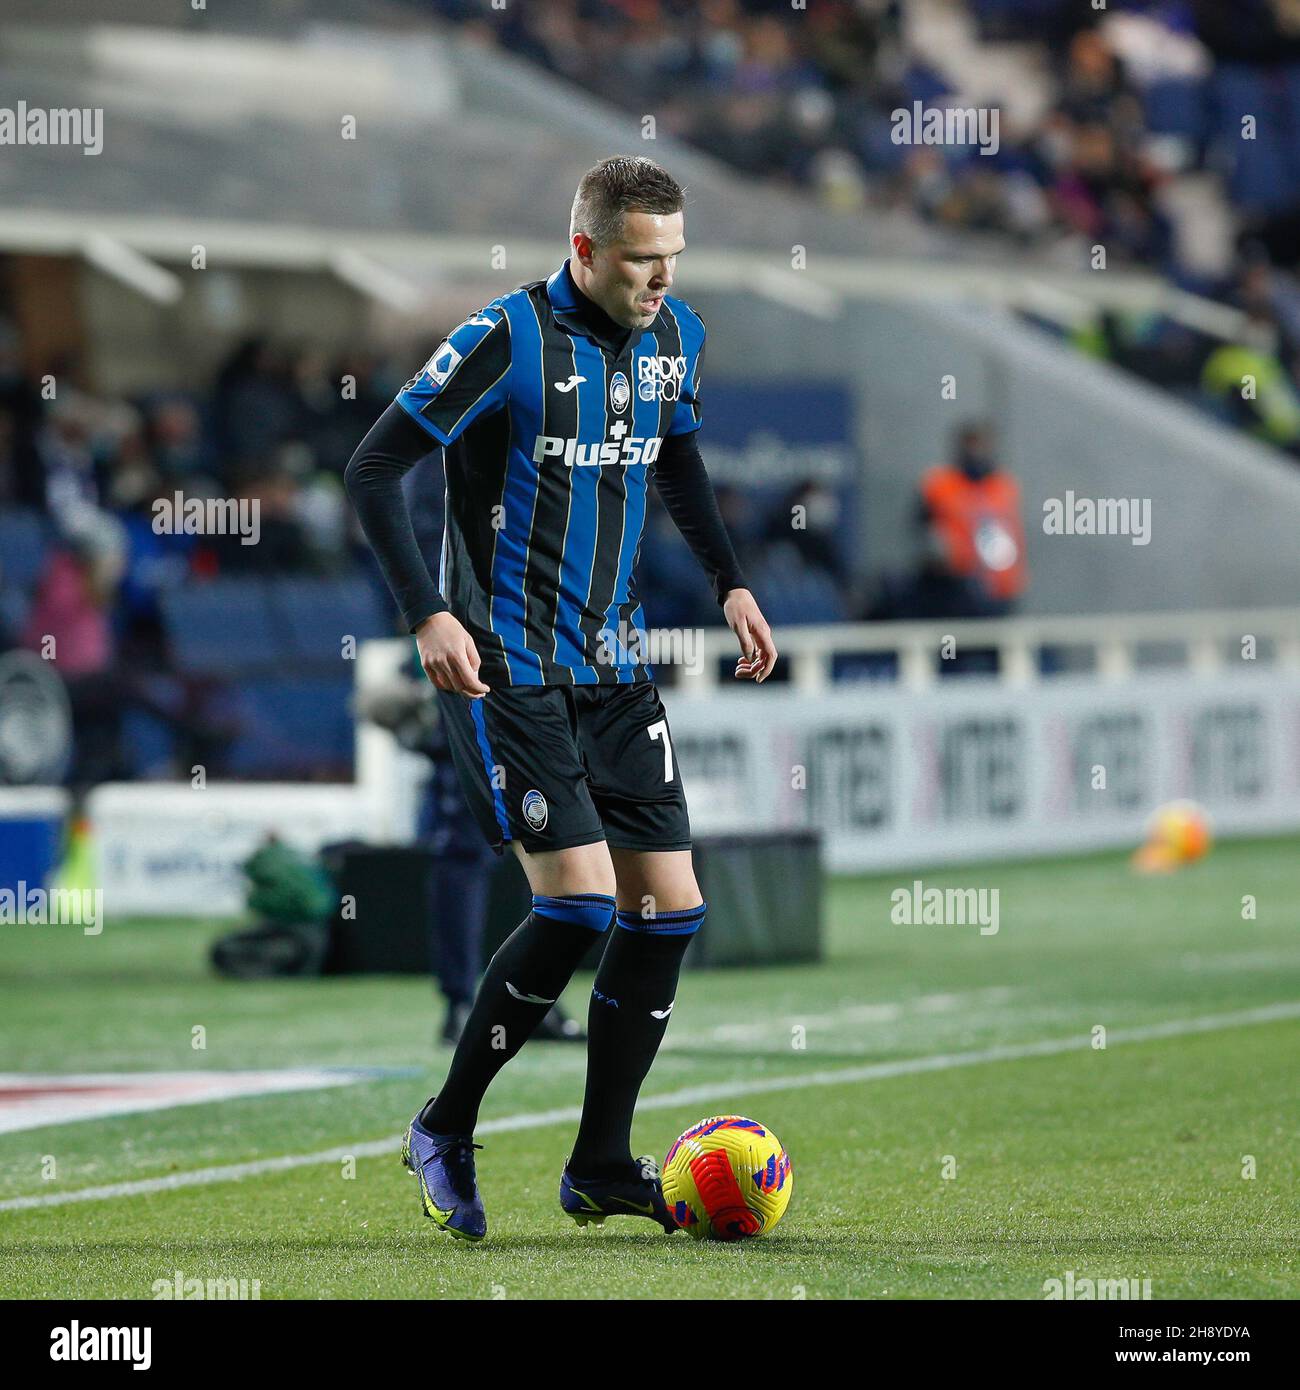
[4,0,1300,790]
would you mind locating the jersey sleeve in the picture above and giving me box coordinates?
[667,322,705,436]
[395,307,511,446]
[652,429,748,604]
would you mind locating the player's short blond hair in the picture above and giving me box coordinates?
[570,156,685,249]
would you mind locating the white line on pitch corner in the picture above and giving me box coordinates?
[666,985,1018,1046]
[3,1001,1297,1213]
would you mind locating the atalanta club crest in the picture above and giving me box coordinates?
[522,789,549,831]
[609,371,630,414]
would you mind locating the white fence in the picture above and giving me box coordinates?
[11,608,1293,915]
[352,608,1300,872]
[667,669,1300,871]
[672,607,1300,695]
[51,608,1300,914]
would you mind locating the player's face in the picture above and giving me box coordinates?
[584,210,685,329]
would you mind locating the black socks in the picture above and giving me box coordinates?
[420,894,706,1173]
[569,904,706,1177]
[421,893,614,1135]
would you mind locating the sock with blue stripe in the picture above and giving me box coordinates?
[422,893,614,1135]
[569,902,706,1178]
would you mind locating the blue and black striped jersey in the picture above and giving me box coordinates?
[392,258,707,686]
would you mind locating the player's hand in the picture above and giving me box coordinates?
[722,588,776,683]
[414,612,491,698]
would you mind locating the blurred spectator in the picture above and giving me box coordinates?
[918,422,1027,614]
[22,508,125,678]
[865,527,996,623]
[0,402,44,510]
[413,0,1300,441]
[761,477,850,587]
[213,338,301,466]
[147,396,216,484]
[1047,118,1172,267]
[1200,306,1300,453]
[0,319,45,509]
[201,465,317,576]
[20,509,126,786]
[868,421,1026,622]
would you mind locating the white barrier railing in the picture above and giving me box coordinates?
[353,608,1300,844]
[672,607,1300,697]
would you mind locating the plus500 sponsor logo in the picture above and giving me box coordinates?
[532,435,664,467]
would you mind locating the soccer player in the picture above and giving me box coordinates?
[345,155,777,1241]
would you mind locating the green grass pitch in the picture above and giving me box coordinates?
[1,836,1296,1299]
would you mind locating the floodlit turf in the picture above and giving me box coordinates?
[1,836,1297,1298]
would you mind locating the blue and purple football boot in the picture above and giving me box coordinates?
[401,1108,487,1243]
[559,1156,677,1233]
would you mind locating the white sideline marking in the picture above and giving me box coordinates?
[3,1001,1297,1213]
[669,986,1017,1046]
[1179,948,1300,973]
[0,1069,406,1136]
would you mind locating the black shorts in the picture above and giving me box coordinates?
[436,682,692,855]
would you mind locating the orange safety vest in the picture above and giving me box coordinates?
[920,465,1027,601]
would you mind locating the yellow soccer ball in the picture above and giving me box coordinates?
[1133,799,1213,872]
[662,1116,793,1240]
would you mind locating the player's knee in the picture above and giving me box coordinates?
[619,875,703,916]
[515,840,615,898]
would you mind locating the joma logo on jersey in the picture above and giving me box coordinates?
[532,434,663,467]
[637,354,687,402]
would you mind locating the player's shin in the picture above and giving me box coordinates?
[421,893,614,1134]
[569,904,706,1177]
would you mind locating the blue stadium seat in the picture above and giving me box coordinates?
[0,587,30,641]
[1209,66,1296,212]
[269,577,390,665]
[121,708,177,778]
[159,578,279,674]
[970,0,1070,35]
[222,676,355,777]
[832,651,899,684]
[1284,65,1300,184]
[749,552,848,627]
[1143,76,1208,141]
[0,508,48,593]
[794,572,850,625]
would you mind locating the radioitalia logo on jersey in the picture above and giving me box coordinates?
[637,354,687,402]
